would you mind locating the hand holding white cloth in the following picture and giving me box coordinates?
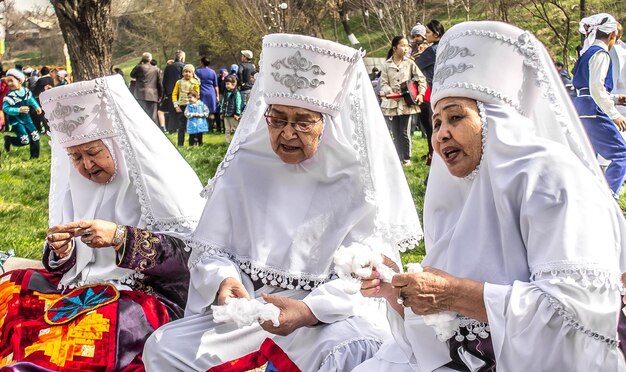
[212,298,280,328]
[334,243,397,294]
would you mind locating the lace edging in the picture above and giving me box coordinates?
[187,240,336,290]
[530,263,623,291]
[453,317,490,342]
[463,101,487,182]
[543,292,619,348]
[318,337,384,368]
[101,78,197,234]
[57,270,144,291]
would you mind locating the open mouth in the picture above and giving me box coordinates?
[441,146,462,163]
[280,144,300,153]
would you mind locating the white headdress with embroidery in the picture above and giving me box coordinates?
[187,34,421,301]
[42,75,205,287]
[425,21,626,328]
[579,13,618,54]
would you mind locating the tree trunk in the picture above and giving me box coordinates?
[50,0,114,81]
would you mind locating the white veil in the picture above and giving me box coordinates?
[188,34,422,290]
[42,75,205,287]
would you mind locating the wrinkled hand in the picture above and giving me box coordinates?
[51,219,118,249]
[614,116,626,132]
[259,293,318,336]
[217,277,250,305]
[46,225,74,258]
[391,267,459,316]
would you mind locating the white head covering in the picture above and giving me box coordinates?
[579,13,619,54]
[188,33,422,290]
[411,24,427,38]
[6,68,25,83]
[426,21,626,286]
[57,70,68,78]
[41,74,205,287]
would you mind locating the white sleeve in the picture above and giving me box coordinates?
[484,279,624,371]
[589,51,621,120]
[301,278,359,323]
[185,255,242,317]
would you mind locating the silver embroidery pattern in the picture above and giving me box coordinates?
[271,51,326,93]
[434,44,475,85]
[434,63,474,85]
[262,92,340,112]
[262,41,360,63]
[544,292,619,348]
[48,102,89,138]
[436,45,475,66]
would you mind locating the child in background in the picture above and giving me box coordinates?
[3,69,42,159]
[184,90,209,146]
[220,75,242,143]
[172,64,200,146]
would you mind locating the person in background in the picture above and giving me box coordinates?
[172,64,200,147]
[229,64,239,80]
[184,90,209,146]
[572,13,626,198]
[0,70,9,132]
[162,50,186,133]
[555,61,576,99]
[610,23,626,118]
[409,23,428,60]
[195,57,219,133]
[379,36,427,166]
[238,50,256,108]
[2,69,41,159]
[31,65,54,133]
[219,75,242,143]
[130,52,163,125]
[215,68,229,134]
[57,70,68,86]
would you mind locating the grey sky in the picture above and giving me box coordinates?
[14,0,52,12]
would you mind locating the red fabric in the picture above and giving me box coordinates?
[424,83,431,103]
[208,338,300,372]
[0,269,170,372]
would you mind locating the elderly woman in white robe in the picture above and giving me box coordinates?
[0,75,205,371]
[142,34,422,371]
[355,21,626,371]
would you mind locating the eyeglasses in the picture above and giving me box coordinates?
[264,108,323,133]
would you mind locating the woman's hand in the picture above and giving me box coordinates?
[392,267,487,322]
[259,293,318,336]
[360,254,401,300]
[50,219,118,249]
[392,267,458,315]
[46,226,74,258]
[217,277,250,305]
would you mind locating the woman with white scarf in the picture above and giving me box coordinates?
[0,75,205,371]
[355,21,626,371]
[143,34,422,371]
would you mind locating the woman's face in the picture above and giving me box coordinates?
[426,27,439,43]
[66,140,116,183]
[394,38,410,58]
[266,104,324,164]
[432,97,483,178]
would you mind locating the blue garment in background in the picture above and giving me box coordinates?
[196,67,219,113]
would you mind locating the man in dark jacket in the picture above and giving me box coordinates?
[162,50,186,133]
[237,50,256,108]
[30,66,54,133]
[130,52,162,125]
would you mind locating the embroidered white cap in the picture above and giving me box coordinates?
[40,75,122,148]
[431,21,543,115]
[260,33,364,116]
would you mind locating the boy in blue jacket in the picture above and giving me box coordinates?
[3,68,42,159]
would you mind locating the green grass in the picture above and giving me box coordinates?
[0,131,429,265]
